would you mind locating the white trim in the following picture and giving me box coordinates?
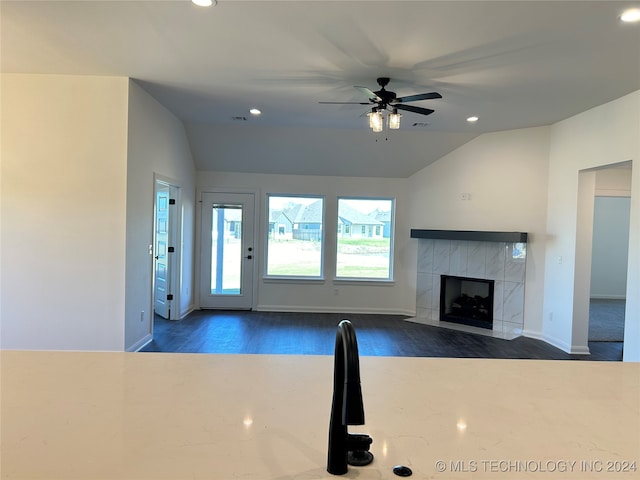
[594,188,631,197]
[521,329,545,341]
[127,334,152,352]
[263,277,325,284]
[264,193,326,281]
[336,196,396,282]
[522,329,591,355]
[333,279,395,286]
[179,305,196,319]
[529,331,573,354]
[569,345,591,355]
[256,304,415,316]
[153,174,183,322]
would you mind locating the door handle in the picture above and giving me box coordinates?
[244,255,253,260]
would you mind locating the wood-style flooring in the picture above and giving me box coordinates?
[140,310,623,361]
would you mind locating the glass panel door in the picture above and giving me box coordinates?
[200,192,254,309]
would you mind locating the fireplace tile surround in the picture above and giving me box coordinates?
[411,238,526,340]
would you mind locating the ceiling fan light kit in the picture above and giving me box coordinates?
[368,110,384,133]
[320,77,441,133]
[388,109,401,130]
[192,0,216,6]
[621,8,640,22]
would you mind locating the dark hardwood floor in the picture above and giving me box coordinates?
[140,310,623,361]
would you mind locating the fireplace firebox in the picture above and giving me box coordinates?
[440,275,494,329]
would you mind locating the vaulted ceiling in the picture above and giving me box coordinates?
[2,1,639,177]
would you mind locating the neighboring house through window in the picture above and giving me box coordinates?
[266,195,324,277]
[266,195,394,280]
[336,198,394,280]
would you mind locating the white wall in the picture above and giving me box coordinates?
[571,170,596,353]
[407,126,551,338]
[544,90,639,361]
[125,81,196,351]
[595,166,633,196]
[196,172,414,315]
[1,74,129,350]
[188,123,477,179]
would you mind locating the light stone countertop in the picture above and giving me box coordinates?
[1,351,639,479]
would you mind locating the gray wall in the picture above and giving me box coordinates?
[590,196,631,299]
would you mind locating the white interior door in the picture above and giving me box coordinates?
[154,184,171,318]
[200,192,255,309]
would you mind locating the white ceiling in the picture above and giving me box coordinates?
[2,0,639,177]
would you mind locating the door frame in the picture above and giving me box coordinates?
[152,174,182,322]
[196,187,259,310]
[573,161,632,356]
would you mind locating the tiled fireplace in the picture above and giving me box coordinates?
[411,230,527,339]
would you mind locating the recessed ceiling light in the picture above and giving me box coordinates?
[466,116,479,123]
[621,8,640,23]
[249,108,261,115]
[192,0,215,7]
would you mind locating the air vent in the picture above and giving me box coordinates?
[231,116,248,121]
[412,122,430,127]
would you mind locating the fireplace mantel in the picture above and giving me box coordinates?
[410,229,527,243]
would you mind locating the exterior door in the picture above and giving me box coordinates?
[154,184,172,318]
[200,192,255,309]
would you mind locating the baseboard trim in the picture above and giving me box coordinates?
[524,330,569,352]
[521,329,544,341]
[256,305,415,316]
[569,345,591,355]
[127,334,152,352]
[543,335,572,353]
[522,329,592,355]
[179,305,196,320]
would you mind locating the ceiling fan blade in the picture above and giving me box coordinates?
[354,85,381,102]
[394,92,442,103]
[394,104,435,116]
[319,101,372,104]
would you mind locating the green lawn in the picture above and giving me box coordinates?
[267,237,390,278]
[267,264,321,276]
[337,238,389,247]
[336,265,389,278]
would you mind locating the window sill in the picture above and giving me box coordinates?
[333,278,395,286]
[263,276,325,284]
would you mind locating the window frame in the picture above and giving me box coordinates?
[264,193,325,280]
[335,196,395,282]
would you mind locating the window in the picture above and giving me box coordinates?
[336,198,394,279]
[266,195,324,277]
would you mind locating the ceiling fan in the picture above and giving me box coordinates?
[320,77,442,131]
